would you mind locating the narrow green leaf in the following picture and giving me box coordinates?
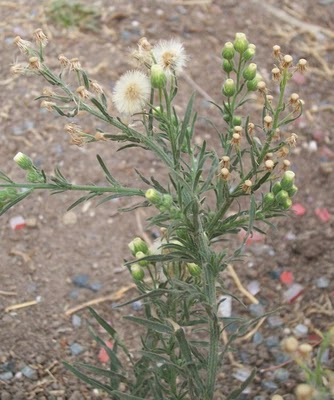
[63,362,115,395]
[74,362,127,381]
[96,154,120,186]
[123,316,173,334]
[81,70,90,90]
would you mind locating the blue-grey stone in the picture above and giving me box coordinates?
[132,300,142,311]
[72,275,90,288]
[239,351,249,363]
[320,348,329,364]
[267,316,284,329]
[261,380,278,391]
[271,349,290,364]
[72,314,81,328]
[89,282,102,292]
[253,332,264,345]
[21,366,37,380]
[274,368,290,382]
[70,343,84,356]
[265,335,280,348]
[316,276,330,289]
[69,289,79,299]
[293,324,308,338]
[0,372,13,381]
[249,303,265,317]
[254,397,266,400]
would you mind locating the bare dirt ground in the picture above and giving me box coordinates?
[1,0,334,399]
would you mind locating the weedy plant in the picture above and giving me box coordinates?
[281,328,334,399]
[3,30,308,399]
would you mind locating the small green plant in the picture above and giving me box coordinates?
[281,328,334,399]
[4,30,308,398]
[47,0,101,32]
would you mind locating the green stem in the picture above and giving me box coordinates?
[0,182,144,196]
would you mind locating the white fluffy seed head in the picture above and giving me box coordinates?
[152,38,187,77]
[112,70,151,116]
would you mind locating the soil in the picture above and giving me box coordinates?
[1,0,334,399]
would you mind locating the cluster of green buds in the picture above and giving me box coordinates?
[221,32,263,99]
[263,171,297,210]
[13,152,44,183]
[0,188,18,209]
[145,188,180,217]
[128,237,150,281]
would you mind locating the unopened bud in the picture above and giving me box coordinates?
[13,152,34,170]
[295,383,314,400]
[243,47,255,60]
[187,263,202,277]
[130,263,145,281]
[280,170,295,190]
[281,336,299,353]
[26,169,44,183]
[289,93,300,105]
[221,42,235,60]
[243,63,257,81]
[231,133,241,146]
[266,95,274,104]
[135,251,149,266]
[151,64,167,89]
[272,182,282,195]
[128,237,149,256]
[247,73,262,91]
[263,192,275,206]
[282,159,291,171]
[222,59,234,73]
[222,78,236,97]
[233,116,242,126]
[288,185,298,197]
[234,126,242,135]
[281,197,292,210]
[145,188,163,205]
[247,122,255,135]
[275,190,289,205]
[233,33,249,54]
[281,54,293,69]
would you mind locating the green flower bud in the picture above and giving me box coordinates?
[280,171,295,191]
[288,184,298,197]
[263,192,275,206]
[187,263,202,277]
[131,263,144,281]
[221,42,235,60]
[222,78,236,97]
[247,73,262,91]
[128,237,149,256]
[275,190,289,205]
[26,169,44,183]
[243,47,255,61]
[13,152,34,170]
[135,251,149,266]
[153,106,163,116]
[243,63,257,81]
[161,194,173,209]
[281,197,292,210]
[151,64,167,89]
[272,182,282,195]
[223,114,231,123]
[222,59,234,73]
[233,116,242,126]
[145,188,163,205]
[233,33,249,54]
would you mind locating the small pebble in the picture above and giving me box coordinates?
[72,314,82,328]
[9,215,26,230]
[261,380,278,391]
[62,211,77,225]
[218,296,232,317]
[21,365,37,380]
[274,368,290,382]
[249,303,265,318]
[293,324,308,338]
[70,343,84,356]
[253,332,264,345]
[233,368,251,382]
[308,140,318,152]
[89,282,102,292]
[72,275,90,288]
[320,348,329,364]
[267,316,284,329]
[265,335,280,348]
[315,276,330,289]
[247,280,260,296]
[283,283,304,303]
[132,300,142,311]
[0,371,13,381]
